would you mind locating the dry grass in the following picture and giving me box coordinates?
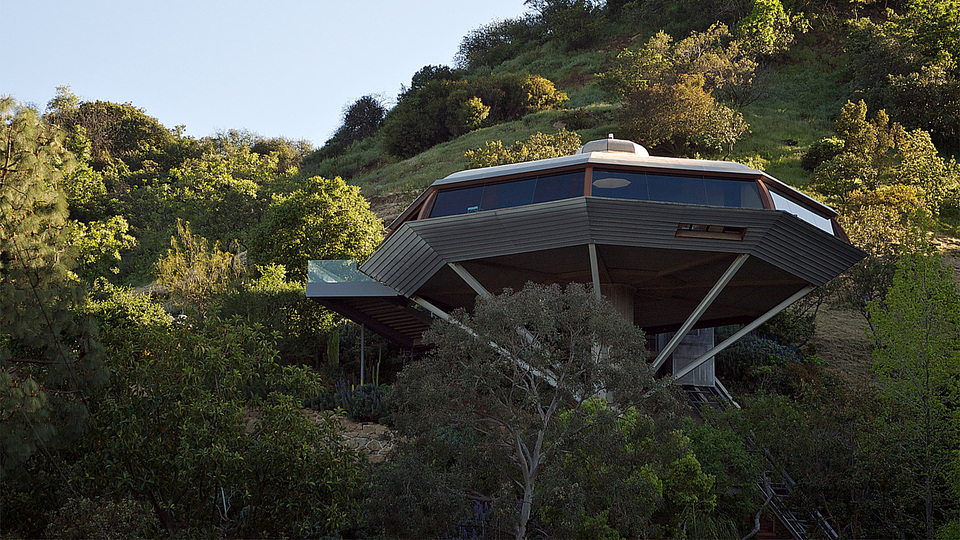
[810,306,874,379]
[933,233,960,285]
[810,234,960,379]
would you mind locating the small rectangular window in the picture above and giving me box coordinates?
[676,223,746,240]
[768,189,834,234]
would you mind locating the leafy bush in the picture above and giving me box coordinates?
[526,0,607,51]
[801,136,844,171]
[465,129,582,167]
[847,10,960,151]
[456,16,539,70]
[306,380,393,423]
[736,0,808,57]
[382,73,568,159]
[74,314,365,537]
[364,451,473,537]
[218,264,335,365]
[44,497,158,539]
[716,333,808,393]
[598,27,753,155]
[810,101,959,213]
[248,175,385,280]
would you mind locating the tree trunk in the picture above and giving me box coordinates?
[516,478,534,540]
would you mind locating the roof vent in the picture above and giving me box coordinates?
[578,138,650,156]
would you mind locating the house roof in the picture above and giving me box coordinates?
[309,139,865,345]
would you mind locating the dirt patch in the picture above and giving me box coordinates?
[810,306,874,379]
[933,233,960,286]
[367,192,414,224]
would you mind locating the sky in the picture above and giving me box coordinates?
[1,0,529,147]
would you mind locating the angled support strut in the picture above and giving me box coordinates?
[672,285,816,383]
[652,254,749,370]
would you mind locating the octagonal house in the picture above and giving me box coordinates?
[307,138,865,392]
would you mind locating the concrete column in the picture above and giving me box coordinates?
[600,283,635,323]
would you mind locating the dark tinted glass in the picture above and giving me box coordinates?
[430,186,483,217]
[533,172,584,203]
[481,178,536,210]
[430,171,586,218]
[592,169,763,209]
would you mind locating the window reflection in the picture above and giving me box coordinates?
[430,172,584,217]
[591,169,763,209]
[768,189,834,234]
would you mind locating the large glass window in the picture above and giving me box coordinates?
[769,189,834,234]
[533,172,584,203]
[591,169,764,209]
[481,177,536,210]
[430,186,484,217]
[430,171,584,218]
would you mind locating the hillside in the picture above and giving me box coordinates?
[3,1,960,538]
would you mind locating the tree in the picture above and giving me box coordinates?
[382,73,567,159]
[867,235,960,539]
[736,0,807,57]
[598,27,753,155]
[250,136,312,173]
[46,99,176,171]
[320,95,388,158]
[811,101,959,213]
[456,17,538,70]
[393,282,679,539]
[1,98,108,480]
[76,289,365,537]
[249,175,384,280]
[847,8,960,151]
[538,400,720,538]
[524,0,607,51]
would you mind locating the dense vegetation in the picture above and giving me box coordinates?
[3,0,960,538]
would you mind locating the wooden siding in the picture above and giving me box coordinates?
[362,197,864,298]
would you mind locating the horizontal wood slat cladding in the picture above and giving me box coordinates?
[361,196,865,308]
[309,296,431,348]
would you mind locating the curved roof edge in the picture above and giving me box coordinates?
[389,139,839,231]
[433,151,764,187]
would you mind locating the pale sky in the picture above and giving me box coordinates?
[0,0,530,147]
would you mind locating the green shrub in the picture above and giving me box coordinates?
[44,496,158,539]
[364,451,473,538]
[456,16,539,70]
[382,73,568,159]
[716,333,810,394]
[801,136,843,170]
[465,129,582,167]
[305,380,393,423]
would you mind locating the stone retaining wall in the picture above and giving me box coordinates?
[337,416,396,464]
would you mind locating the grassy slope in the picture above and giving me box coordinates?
[316,20,958,380]
[334,30,853,222]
